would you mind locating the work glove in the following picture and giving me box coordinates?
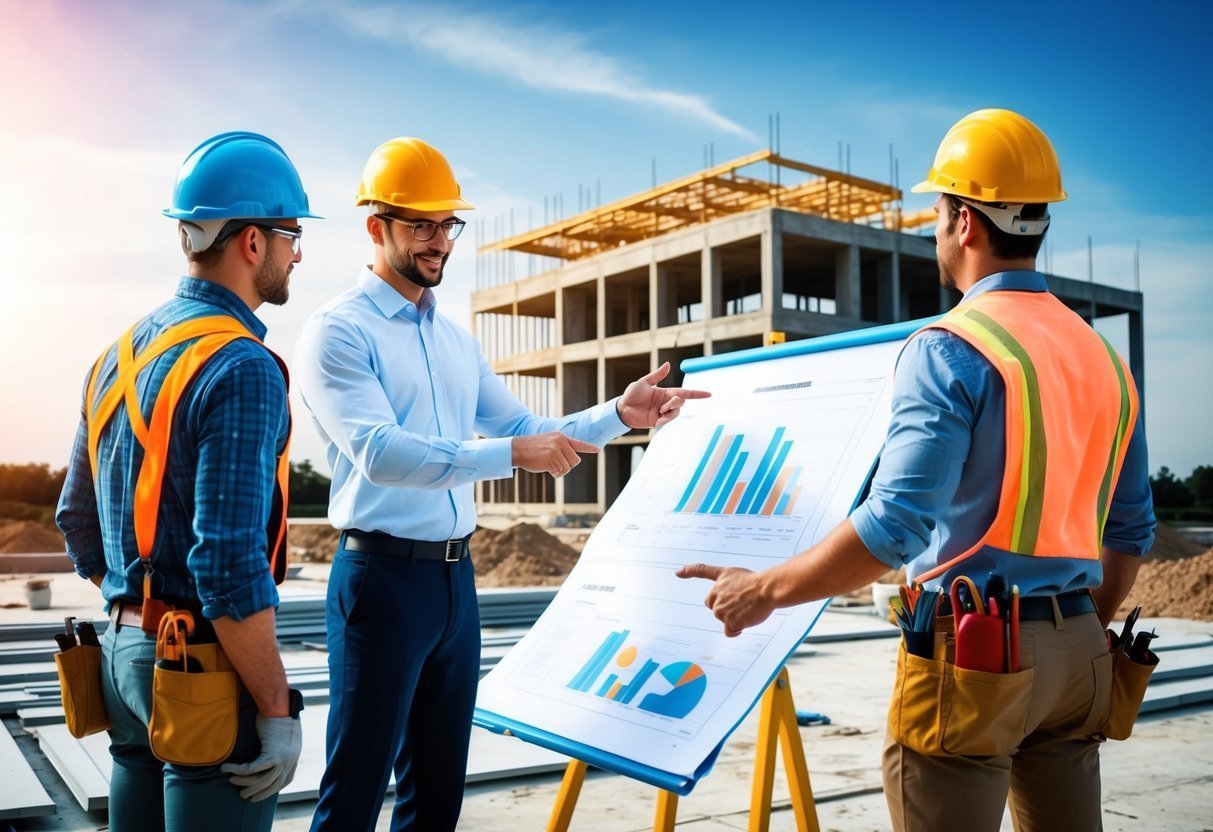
[220,713,302,802]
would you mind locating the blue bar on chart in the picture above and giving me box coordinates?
[595,674,619,697]
[617,659,660,704]
[736,427,787,514]
[709,452,749,514]
[696,435,742,513]
[675,426,723,511]
[568,629,629,692]
[746,440,793,514]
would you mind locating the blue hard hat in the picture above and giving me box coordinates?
[163,131,321,221]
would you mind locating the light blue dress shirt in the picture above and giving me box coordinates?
[295,267,630,541]
[849,270,1155,596]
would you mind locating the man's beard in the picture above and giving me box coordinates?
[255,256,291,306]
[388,247,446,290]
[937,221,960,291]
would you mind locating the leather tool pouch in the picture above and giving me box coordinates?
[887,635,1035,757]
[55,645,111,738]
[1103,646,1157,741]
[148,611,240,766]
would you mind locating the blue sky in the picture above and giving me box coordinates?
[1,0,1209,476]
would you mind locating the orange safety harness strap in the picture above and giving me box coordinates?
[85,316,291,599]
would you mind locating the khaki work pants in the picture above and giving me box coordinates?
[883,610,1111,832]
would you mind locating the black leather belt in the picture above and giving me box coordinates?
[1016,588,1097,621]
[939,587,1095,621]
[342,529,472,562]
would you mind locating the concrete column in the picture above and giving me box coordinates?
[702,243,721,355]
[761,220,784,314]
[835,244,861,318]
[650,261,662,330]
[876,253,901,323]
[1129,308,1146,420]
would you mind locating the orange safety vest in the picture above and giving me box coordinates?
[911,290,1138,582]
[84,315,291,603]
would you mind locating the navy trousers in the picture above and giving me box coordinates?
[310,541,481,832]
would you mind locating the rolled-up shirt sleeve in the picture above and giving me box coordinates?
[189,352,284,620]
[850,333,980,569]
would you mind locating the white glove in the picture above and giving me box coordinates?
[220,713,302,802]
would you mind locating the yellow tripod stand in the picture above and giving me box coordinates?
[546,666,820,832]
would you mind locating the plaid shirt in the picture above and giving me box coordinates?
[56,278,289,620]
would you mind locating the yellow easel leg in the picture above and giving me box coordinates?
[546,759,589,832]
[654,790,679,832]
[747,667,821,832]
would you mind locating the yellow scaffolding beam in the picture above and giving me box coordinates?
[480,149,932,261]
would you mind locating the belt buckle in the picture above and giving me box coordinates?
[444,539,460,562]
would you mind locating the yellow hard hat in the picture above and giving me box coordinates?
[912,109,1067,204]
[355,137,474,211]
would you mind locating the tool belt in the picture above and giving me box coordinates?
[343,529,472,562]
[886,575,1159,757]
[148,610,241,766]
[53,617,110,738]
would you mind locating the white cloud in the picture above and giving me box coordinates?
[326,2,759,141]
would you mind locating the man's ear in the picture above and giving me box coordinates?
[956,204,980,249]
[366,213,390,246]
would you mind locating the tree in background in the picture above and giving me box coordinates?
[0,463,66,505]
[1150,466,1195,509]
[289,460,332,513]
[1187,465,1213,509]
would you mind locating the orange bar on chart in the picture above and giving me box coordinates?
[682,437,733,512]
[723,481,747,514]
[760,467,794,515]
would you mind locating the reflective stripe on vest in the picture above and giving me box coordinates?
[84,316,291,592]
[911,290,1138,583]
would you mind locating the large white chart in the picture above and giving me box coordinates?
[475,332,908,788]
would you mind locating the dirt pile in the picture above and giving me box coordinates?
[289,524,341,562]
[472,523,581,587]
[1118,546,1213,622]
[1146,523,1207,561]
[286,521,580,587]
[0,520,65,554]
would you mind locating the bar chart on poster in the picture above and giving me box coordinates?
[475,321,923,793]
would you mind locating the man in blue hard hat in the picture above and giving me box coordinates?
[57,132,318,831]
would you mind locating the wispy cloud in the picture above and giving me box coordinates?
[326,2,759,141]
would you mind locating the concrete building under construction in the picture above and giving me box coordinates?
[470,150,1146,518]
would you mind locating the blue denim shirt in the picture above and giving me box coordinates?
[57,278,289,620]
[850,271,1155,595]
[295,267,629,540]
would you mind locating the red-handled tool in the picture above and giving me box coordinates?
[952,576,1007,673]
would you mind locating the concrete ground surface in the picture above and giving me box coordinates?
[3,569,1212,831]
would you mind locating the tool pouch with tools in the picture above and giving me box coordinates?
[888,575,1035,757]
[54,619,111,738]
[888,634,1035,757]
[1102,606,1159,741]
[148,610,241,766]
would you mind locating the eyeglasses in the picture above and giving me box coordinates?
[250,223,304,254]
[214,221,303,254]
[376,213,466,242]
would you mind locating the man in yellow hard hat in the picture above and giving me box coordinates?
[679,109,1154,830]
[296,137,709,831]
